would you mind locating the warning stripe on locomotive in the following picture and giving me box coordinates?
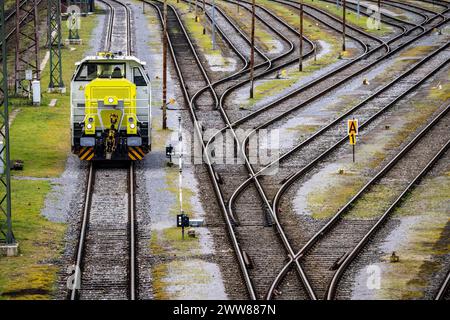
[128,147,145,160]
[79,147,94,161]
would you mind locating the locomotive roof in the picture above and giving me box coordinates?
[75,55,146,66]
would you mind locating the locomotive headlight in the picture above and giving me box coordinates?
[85,115,95,134]
[108,97,114,104]
[127,116,137,134]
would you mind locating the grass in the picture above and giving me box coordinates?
[305,69,449,220]
[287,124,321,136]
[307,173,364,219]
[217,0,278,52]
[164,167,196,217]
[168,0,224,57]
[305,0,392,35]
[0,12,99,299]
[376,171,450,299]
[10,11,99,177]
[399,45,436,58]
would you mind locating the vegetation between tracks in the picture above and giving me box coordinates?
[167,0,234,67]
[217,0,280,52]
[238,0,347,109]
[375,167,450,299]
[305,0,392,35]
[0,12,98,300]
[305,68,450,220]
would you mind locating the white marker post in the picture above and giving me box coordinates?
[212,0,216,50]
[178,116,185,239]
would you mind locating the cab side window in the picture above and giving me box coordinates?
[133,67,147,86]
[76,63,97,81]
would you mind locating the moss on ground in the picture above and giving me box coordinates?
[287,124,321,136]
[217,0,278,52]
[305,69,449,220]
[307,170,365,219]
[0,180,65,300]
[399,45,436,58]
[0,12,98,299]
[237,0,347,109]
[168,0,225,58]
[10,12,98,177]
[376,170,450,299]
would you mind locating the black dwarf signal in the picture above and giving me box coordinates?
[347,119,358,163]
[177,213,189,240]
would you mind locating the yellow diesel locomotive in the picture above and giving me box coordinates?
[70,52,151,161]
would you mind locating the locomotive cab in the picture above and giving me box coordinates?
[70,53,151,160]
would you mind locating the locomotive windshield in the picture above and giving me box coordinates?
[75,62,126,81]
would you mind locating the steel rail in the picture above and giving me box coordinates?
[205,0,408,299]
[239,5,448,180]
[326,113,450,299]
[144,0,259,299]
[223,0,399,133]
[69,0,136,300]
[129,162,136,300]
[99,0,132,55]
[317,0,428,26]
[223,0,446,300]
[97,0,115,51]
[290,0,428,26]
[147,0,316,299]
[248,13,448,181]
[208,0,394,299]
[379,0,445,16]
[435,269,450,300]
[70,163,95,300]
[267,51,450,299]
[227,0,440,229]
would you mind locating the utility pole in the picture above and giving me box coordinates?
[299,2,303,72]
[162,0,168,129]
[342,0,346,52]
[249,0,255,98]
[378,0,381,30]
[202,0,205,34]
[195,0,198,21]
[0,3,15,247]
[14,0,40,96]
[48,0,65,92]
[212,0,216,50]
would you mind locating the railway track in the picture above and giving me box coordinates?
[327,126,450,299]
[146,0,322,299]
[268,98,450,299]
[69,162,137,300]
[225,1,450,299]
[220,0,423,131]
[0,0,44,49]
[436,270,450,300]
[68,0,138,300]
[147,0,448,300]
[150,0,395,300]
